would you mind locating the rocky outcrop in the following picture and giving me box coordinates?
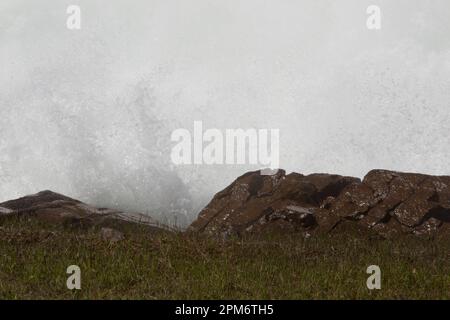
[189,169,450,238]
[0,190,171,233]
[4,169,450,240]
[316,169,450,238]
[188,169,359,237]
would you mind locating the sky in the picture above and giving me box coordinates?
[1,0,450,224]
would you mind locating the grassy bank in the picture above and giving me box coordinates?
[0,215,449,299]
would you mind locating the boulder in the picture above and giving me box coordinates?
[317,170,450,238]
[0,190,171,233]
[189,169,450,238]
[187,169,359,237]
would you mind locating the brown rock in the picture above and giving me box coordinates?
[0,190,171,233]
[188,169,359,237]
[317,170,450,238]
[189,169,450,238]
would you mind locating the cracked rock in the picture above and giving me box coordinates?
[189,169,450,238]
[188,169,359,235]
[315,170,450,238]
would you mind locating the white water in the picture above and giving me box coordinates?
[1,0,450,225]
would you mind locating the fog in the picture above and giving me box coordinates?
[1,0,450,225]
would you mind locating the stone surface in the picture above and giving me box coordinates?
[3,168,450,240]
[318,170,450,238]
[0,190,170,233]
[189,169,450,238]
[188,169,359,237]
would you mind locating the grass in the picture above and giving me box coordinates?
[0,215,449,299]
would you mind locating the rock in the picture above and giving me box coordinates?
[189,169,450,238]
[0,190,171,233]
[100,227,125,243]
[4,169,450,240]
[188,169,359,236]
[318,170,450,238]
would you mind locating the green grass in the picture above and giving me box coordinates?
[0,215,449,299]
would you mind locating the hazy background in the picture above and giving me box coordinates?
[1,0,450,226]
